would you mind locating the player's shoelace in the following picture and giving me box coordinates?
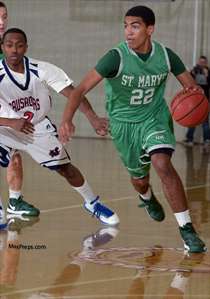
[90,196,113,219]
[11,197,35,210]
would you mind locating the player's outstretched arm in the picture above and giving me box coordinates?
[79,96,108,137]
[60,84,108,137]
[59,69,103,144]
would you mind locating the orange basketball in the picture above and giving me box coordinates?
[170,88,209,127]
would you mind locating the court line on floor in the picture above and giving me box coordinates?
[0,272,175,297]
[41,183,210,214]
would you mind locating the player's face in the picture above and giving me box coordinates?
[124,16,154,53]
[198,58,208,68]
[2,32,28,67]
[0,6,8,37]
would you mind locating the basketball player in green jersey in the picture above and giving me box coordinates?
[59,6,206,253]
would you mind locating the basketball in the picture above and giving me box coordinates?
[170,88,209,127]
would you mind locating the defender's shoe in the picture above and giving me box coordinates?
[179,223,207,253]
[84,196,120,226]
[7,196,40,217]
[83,227,119,250]
[139,192,165,222]
[7,215,40,233]
[0,206,7,230]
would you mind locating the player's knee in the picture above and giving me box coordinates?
[131,176,149,191]
[11,153,22,165]
[9,153,23,171]
[152,157,174,181]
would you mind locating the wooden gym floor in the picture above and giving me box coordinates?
[0,138,210,299]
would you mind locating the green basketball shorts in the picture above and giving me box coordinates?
[109,105,176,178]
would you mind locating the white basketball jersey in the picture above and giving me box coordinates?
[0,57,73,124]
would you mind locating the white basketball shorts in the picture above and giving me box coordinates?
[0,117,71,169]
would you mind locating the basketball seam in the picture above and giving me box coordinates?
[174,97,206,122]
[171,92,204,115]
[193,105,209,124]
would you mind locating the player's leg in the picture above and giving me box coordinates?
[7,152,23,194]
[55,163,119,226]
[151,153,206,253]
[0,128,40,218]
[110,118,165,222]
[144,105,205,253]
[184,127,195,146]
[27,118,119,226]
[6,153,40,217]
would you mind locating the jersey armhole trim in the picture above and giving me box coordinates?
[112,48,123,78]
[159,43,171,72]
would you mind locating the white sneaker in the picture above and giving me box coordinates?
[84,196,120,226]
[0,206,7,230]
[83,227,119,250]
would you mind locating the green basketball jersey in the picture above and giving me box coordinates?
[104,41,171,123]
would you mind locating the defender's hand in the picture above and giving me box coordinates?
[90,116,109,137]
[59,121,75,144]
[9,118,34,134]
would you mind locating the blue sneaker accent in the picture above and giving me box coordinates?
[83,227,119,250]
[91,196,114,218]
[0,207,7,230]
[0,223,7,230]
[84,196,119,226]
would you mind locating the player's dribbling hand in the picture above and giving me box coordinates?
[184,85,204,94]
[58,121,75,144]
[9,118,34,134]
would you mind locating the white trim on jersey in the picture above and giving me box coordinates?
[147,144,175,153]
[0,56,73,124]
[159,42,171,72]
[113,48,124,78]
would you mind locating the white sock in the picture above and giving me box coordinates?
[72,180,96,203]
[170,272,189,292]
[139,187,152,200]
[9,190,22,200]
[174,210,191,227]
[7,230,19,241]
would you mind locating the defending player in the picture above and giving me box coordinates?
[0,1,39,228]
[0,28,119,226]
[59,6,206,252]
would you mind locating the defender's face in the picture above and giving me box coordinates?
[124,16,154,52]
[0,7,8,37]
[2,32,28,66]
[198,58,208,68]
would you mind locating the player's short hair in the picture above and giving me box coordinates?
[0,1,7,9]
[2,28,27,43]
[200,55,207,61]
[125,5,155,26]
